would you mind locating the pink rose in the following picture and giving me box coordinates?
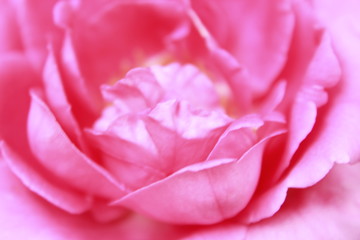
[1,0,360,239]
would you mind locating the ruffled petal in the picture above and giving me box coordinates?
[272,32,341,182]
[287,0,360,188]
[90,100,229,190]
[98,63,222,127]
[150,63,220,110]
[236,23,342,223]
[100,67,164,116]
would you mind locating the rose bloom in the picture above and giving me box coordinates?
[1,0,360,239]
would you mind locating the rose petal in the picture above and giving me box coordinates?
[207,115,263,161]
[183,224,247,240]
[27,91,127,199]
[275,1,324,110]
[10,0,61,69]
[101,63,221,120]
[60,34,101,127]
[0,53,39,152]
[287,0,360,188]
[87,119,167,190]
[259,80,287,115]
[113,129,285,225]
[148,100,229,138]
[252,23,340,189]
[290,31,340,145]
[56,0,188,93]
[0,160,186,239]
[184,163,360,239]
[189,0,294,98]
[0,54,90,214]
[238,3,343,223]
[246,163,360,239]
[0,142,91,214]
[101,67,164,115]
[0,0,22,52]
[272,96,318,182]
[42,45,87,151]
[90,100,229,190]
[151,63,221,110]
[146,101,230,170]
[276,32,341,181]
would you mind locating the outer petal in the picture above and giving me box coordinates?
[184,163,360,239]
[287,0,360,188]
[55,0,188,94]
[10,0,61,69]
[236,3,342,223]
[0,142,91,214]
[27,91,127,199]
[0,0,22,53]
[189,0,294,99]
[0,160,187,240]
[112,130,285,225]
[0,53,39,152]
[269,31,341,184]
[247,163,360,240]
[0,52,91,215]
